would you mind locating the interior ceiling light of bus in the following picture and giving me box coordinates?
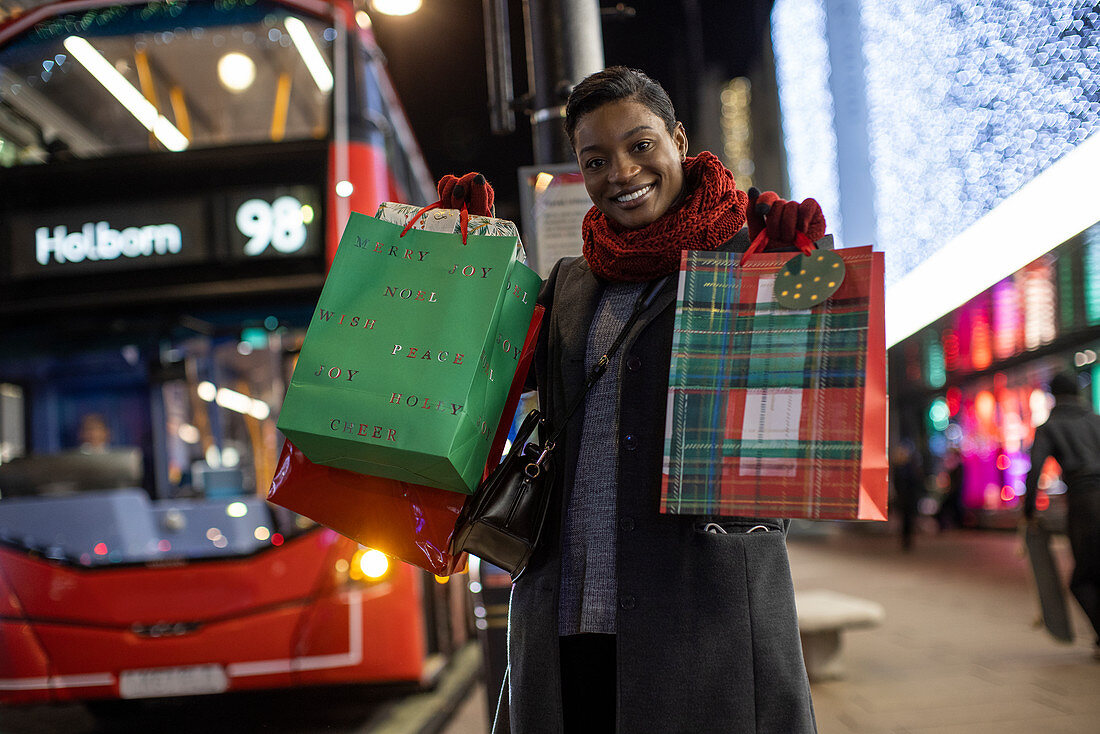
[196,381,270,421]
[283,17,332,94]
[217,51,256,93]
[61,35,188,152]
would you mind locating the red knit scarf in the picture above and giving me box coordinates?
[581,151,748,282]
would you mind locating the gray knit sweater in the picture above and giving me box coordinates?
[558,281,645,635]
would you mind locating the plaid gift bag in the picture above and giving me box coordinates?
[660,241,887,521]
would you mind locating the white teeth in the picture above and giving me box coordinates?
[615,185,652,203]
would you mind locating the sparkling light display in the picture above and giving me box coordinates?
[771,0,844,244]
[1087,223,1100,325]
[861,0,1099,285]
[1058,251,1077,330]
[1021,259,1057,350]
[942,328,960,373]
[991,278,1020,361]
[772,0,1100,345]
[970,305,992,371]
[1094,364,1100,414]
[925,331,946,388]
[929,398,950,432]
[721,78,756,191]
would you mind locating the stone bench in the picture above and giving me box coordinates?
[795,589,885,681]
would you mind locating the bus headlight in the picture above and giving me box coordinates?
[349,548,389,581]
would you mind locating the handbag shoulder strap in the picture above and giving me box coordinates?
[545,274,671,447]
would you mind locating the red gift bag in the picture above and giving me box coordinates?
[268,305,544,575]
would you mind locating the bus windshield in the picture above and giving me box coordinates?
[0,0,334,166]
[0,314,314,565]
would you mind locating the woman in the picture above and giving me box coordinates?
[496,66,820,733]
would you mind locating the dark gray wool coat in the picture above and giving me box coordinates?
[493,230,817,733]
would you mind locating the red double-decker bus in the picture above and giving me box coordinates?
[0,0,470,706]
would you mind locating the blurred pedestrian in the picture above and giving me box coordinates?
[489,67,820,732]
[1024,372,1100,660]
[936,446,965,531]
[890,439,924,550]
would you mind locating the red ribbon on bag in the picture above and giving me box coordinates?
[739,229,816,267]
[398,200,473,245]
[398,173,495,246]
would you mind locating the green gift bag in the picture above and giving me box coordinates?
[277,212,541,494]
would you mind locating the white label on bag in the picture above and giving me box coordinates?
[740,388,801,477]
[740,276,802,477]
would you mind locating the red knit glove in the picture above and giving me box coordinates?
[747,187,826,247]
[437,172,494,217]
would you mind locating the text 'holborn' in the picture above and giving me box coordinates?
[36,222,183,264]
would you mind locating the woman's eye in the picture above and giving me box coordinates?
[635,140,652,152]
[584,158,605,170]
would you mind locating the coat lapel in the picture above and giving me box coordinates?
[632,274,678,337]
[551,258,604,414]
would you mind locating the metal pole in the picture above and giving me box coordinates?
[332,3,350,236]
[523,0,604,164]
[483,0,516,135]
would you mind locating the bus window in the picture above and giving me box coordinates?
[0,383,25,465]
[0,344,151,483]
[160,321,303,503]
[0,316,304,506]
[0,0,334,165]
[0,318,312,560]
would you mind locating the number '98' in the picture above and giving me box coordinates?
[236,197,308,255]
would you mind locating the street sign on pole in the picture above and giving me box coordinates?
[518,163,591,277]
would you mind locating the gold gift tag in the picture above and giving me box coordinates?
[774,249,845,309]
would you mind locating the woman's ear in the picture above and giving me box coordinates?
[674,122,688,160]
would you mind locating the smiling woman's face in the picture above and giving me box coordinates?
[573,98,689,230]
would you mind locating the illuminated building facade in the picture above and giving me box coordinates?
[771,0,1099,524]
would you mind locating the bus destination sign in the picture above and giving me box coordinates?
[8,185,323,279]
[225,185,322,262]
[10,198,209,279]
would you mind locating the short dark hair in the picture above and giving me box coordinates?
[1049,372,1079,398]
[564,66,677,147]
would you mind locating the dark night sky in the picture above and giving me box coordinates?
[369,0,773,218]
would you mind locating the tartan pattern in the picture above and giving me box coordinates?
[661,248,876,520]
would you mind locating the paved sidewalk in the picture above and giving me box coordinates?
[795,527,1099,734]
[441,527,1100,734]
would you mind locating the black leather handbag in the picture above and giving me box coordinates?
[449,409,554,579]
[450,276,671,580]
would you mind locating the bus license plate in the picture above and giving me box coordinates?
[119,664,228,699]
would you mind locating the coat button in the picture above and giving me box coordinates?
[619,595,636,610]
[626,356,642,371]
[619,517,635,531]
[623,434,637,451]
